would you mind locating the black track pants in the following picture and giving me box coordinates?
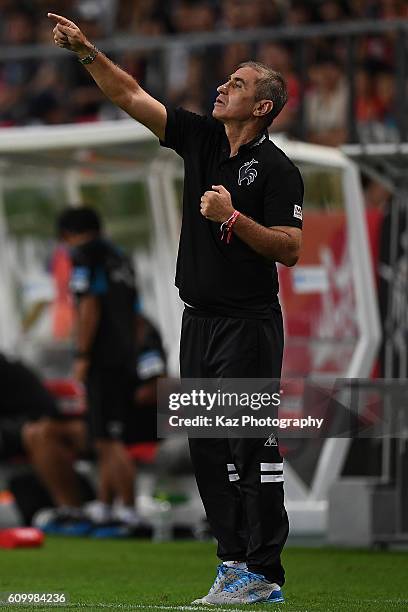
[180,306,289,585]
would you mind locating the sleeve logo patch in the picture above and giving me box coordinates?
[137,350,166,380]
[293,204,303,220]
[70,266,90,292]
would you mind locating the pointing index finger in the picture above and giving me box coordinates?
[47,13,74,27]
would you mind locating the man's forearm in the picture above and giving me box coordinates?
[232,214,299,266]
[77,46,140,110]
[200,185,301,266]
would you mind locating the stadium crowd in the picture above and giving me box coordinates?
[0,0,405,141]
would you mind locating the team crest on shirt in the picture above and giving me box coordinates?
[238,159,259,186]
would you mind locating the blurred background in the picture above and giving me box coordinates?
[0,0,406,144]
[0,0,407,555]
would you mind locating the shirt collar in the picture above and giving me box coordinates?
[221,129,269,158]
[239,130,269,152]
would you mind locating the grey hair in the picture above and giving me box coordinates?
[238,61,288,126]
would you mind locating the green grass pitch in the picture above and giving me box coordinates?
[0,538,407,611]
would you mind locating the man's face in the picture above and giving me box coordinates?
[213,66,262,123]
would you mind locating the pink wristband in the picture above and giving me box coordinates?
[220,210,240,244]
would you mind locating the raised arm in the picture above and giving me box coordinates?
[48,13,167,140]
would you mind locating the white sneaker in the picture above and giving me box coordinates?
[203,570,284,605]
[113,505,141,527]
[191,563,246,605]
[84,500,112,524]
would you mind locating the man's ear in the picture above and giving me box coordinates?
[254,100,273,118]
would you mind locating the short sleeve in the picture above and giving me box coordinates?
[136,324,167,381]
[160,106,217,158]
[70,247,107,298]
[263,166,304,229]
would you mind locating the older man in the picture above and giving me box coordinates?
[48,12,303,605]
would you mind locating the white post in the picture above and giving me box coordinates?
[0,166,20,352]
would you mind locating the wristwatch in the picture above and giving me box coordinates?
[78,47,99,65]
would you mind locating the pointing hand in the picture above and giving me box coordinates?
[47,13,91,56]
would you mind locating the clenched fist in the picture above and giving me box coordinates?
[200,185,235,223]
[48,13,92,57]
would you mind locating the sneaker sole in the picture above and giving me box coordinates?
[264,594,285,604]
[192,597,284,605]
[264,597,285,604]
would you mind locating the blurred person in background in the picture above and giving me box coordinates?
[0,8,36,125]
[34,315,166,538]
[349,0,372,19]
[26,60,70,125]
[170,54,208,115]
[115,3,170,107]
[354,65,383,143]
[84,313,166,539]
[377,0,406,19]
[285,0,316,26]
[56,206,145,535]
[0,351,64,466]
[2,6,36,45]
[312,0,353,64]
[48,10,303,605]
[374,68,397,142]
[220,0,284,30]
[355,66,380,124]
[73,0,118,38]
[363,177,392,210]
[0,0,399,138]
[0,352,89,525]
[218,42,253,92]
[316,0,350,23]
[0,0,14,36]
[166,1,217,115]
[220,0,273,30]
[356,0,397,73]
[257,42,300,135]
[115,0,170,35]
[305,55,348,146]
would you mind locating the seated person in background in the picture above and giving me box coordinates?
[35,314,166,537]
[0,352,88,524]
[129,315,166,446]
[87,315,167,537]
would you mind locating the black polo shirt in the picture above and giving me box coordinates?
[160,107,304,318]
[70,237,138,367]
